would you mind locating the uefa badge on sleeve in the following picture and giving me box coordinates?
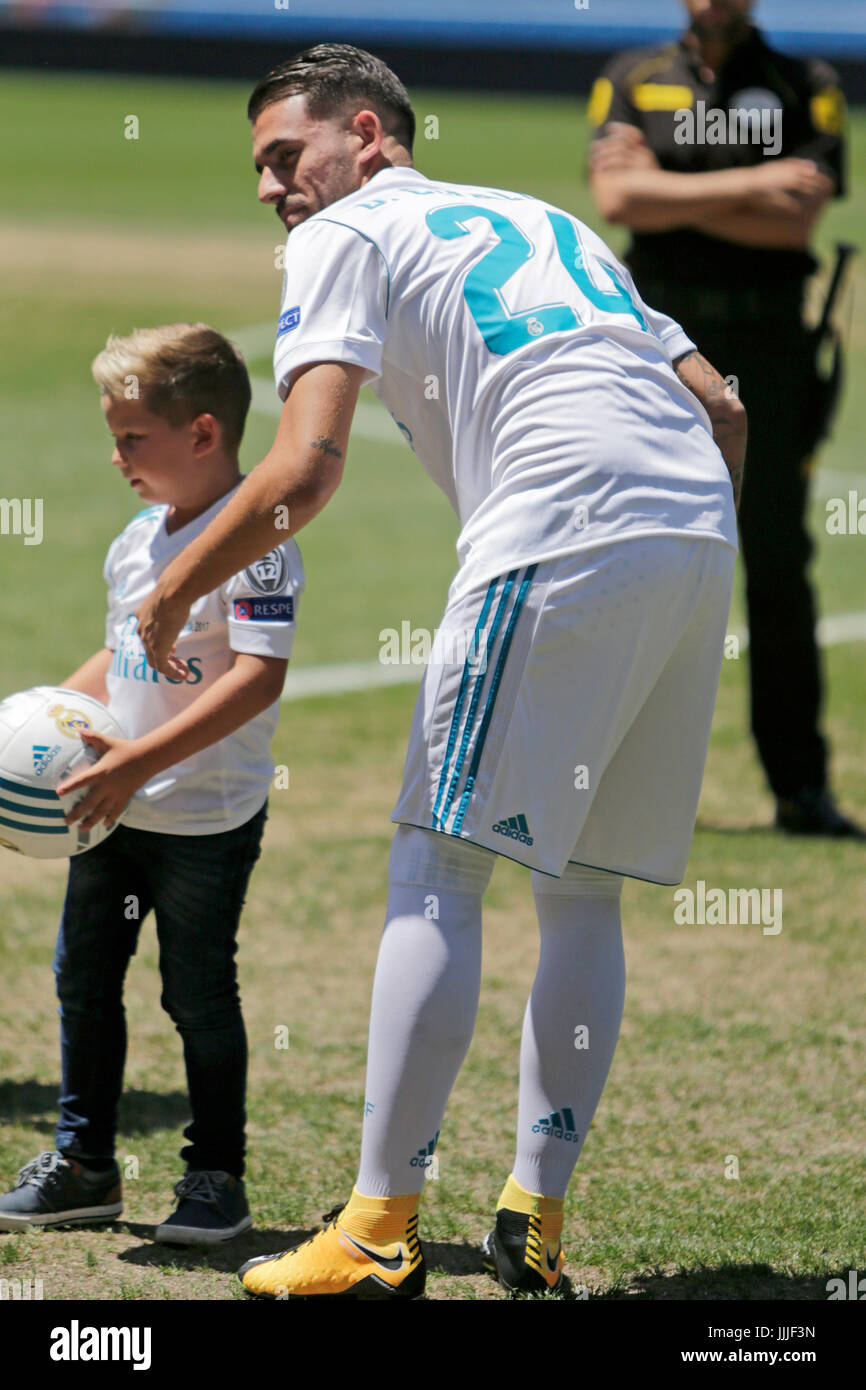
[243,550,288,595]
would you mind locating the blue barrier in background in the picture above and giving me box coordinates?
[3,0,865,58]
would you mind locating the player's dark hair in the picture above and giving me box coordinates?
[92,323,252,452]
[247,42,415,153]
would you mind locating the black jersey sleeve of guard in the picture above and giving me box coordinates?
[790,59,847,198]
[587,49,647,137]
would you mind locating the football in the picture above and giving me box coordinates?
[0,686,127,858]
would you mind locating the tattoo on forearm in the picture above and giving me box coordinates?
[713,421,745,508]
[311,435,342,460]
[674,350,746,512]
[675,350,727,401]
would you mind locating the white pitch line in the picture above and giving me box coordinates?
[815,612,866,646]
[237,321,866,488]
[812,468,866,498]
[231,325,866,699]
[282,611,866,701]
[726,611,866,654]
[230,321,279,359]
[282,661,422,700]
[249,374,403,445]
[233,320,405,445]
[250,370,866,487]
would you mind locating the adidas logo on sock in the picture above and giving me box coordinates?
[492,813,534,846]
[532,1108,579,1143]
[410,1131,440,1168]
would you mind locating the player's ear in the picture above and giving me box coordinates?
[353,109,385,163]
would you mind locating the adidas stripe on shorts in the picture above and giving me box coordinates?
[391,534,736,884]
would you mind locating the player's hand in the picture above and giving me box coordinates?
[56,730,150,831]
[135,584,191,680]
[589,123,660,173]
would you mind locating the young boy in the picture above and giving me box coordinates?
[0,323,303,1244]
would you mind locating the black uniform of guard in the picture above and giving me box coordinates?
[588,15,860,836]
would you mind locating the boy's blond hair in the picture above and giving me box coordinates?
[91,322,252,451]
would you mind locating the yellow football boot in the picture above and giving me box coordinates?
[482,1209,565,1294]
[482,1175,566,1295]
[238,1204,425,1300]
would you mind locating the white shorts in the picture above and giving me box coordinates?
[391,534,736,884]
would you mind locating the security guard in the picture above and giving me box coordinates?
[588,0,862,838]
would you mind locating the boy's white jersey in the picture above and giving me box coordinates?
[103,485,303,834]
[274,166,737,600]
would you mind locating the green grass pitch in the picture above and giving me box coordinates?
[0,71,864,1300]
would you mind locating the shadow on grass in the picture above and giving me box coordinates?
[0,1080,57,1124]
[693,820,776,836]
[0,1080,190,1137]
[429,1259,833,1301]
[592,1265,831,1300]
[117,1089,191,1136]
[117,1229,492,1282]
[95,1231,838,1300]
[425,1244,599,1300]
[423,1238,488,1277]
[116,1225,312,1274]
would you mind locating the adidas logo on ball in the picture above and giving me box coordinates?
[492,812,533,846]
[31,743,62,777]
[0,686,127,858]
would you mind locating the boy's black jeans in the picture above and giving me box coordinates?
[53,800,267,1179]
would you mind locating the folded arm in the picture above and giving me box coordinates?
[590,124,833,248]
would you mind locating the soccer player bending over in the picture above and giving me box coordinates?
[136,46,746,1298]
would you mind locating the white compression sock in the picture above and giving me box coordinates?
[512,863,626,1199]
[356,826,494,1197]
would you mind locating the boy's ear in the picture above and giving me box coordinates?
[190,412,222,455]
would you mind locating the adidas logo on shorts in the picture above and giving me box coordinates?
[492,813,534,846]
[532,1108,580,1143]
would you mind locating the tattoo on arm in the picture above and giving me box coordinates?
[310,435,343,460]
[674,349,736,408]
[674,350,746,512]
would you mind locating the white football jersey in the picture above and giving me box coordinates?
[103,485,303,834]
[273,166,737,601]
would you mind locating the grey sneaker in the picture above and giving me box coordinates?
[0,1151,122,1231]
[156,1170,252,1246]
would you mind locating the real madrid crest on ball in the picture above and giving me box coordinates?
[51,704,94,740]
[0,686,128,858]
[243,549,288,595]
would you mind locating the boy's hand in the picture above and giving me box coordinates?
[56,730,151,831]
[135,586,191,680]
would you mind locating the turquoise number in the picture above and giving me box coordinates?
[547,211,646,329]
[426,203,646,354]
[426,204,578,355]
